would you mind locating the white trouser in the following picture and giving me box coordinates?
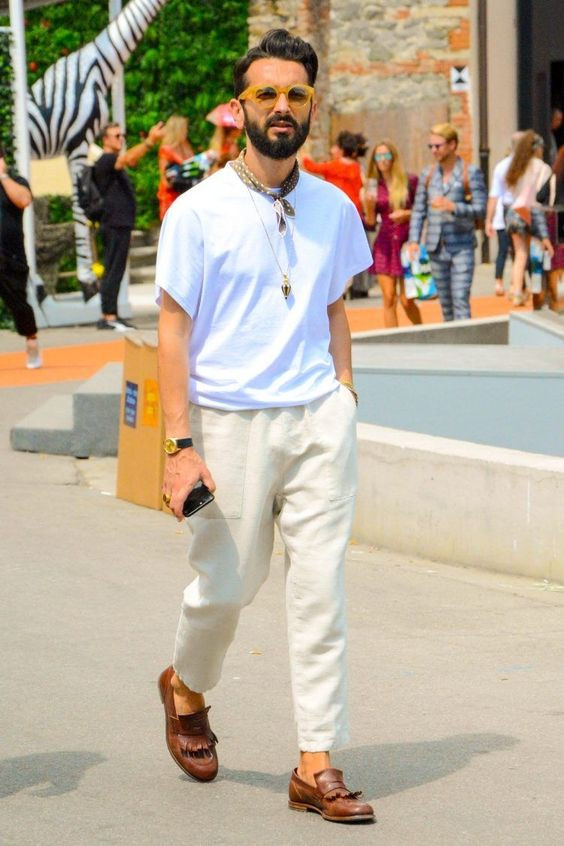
[173,384,357,752]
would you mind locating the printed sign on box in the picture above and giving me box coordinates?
[124,381,138,428]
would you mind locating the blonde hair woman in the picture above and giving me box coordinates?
[505,129,554,305]
[363,139,421,327]
[157,115,193,219]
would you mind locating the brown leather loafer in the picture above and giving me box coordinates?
[288,767,374,823]
[158,665,218,782]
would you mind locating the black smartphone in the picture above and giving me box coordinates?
[182,483,215,518]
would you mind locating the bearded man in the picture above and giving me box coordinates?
[155,29,374,824]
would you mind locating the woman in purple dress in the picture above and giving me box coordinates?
[363,139,421,327]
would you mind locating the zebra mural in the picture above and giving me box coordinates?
[27,0,169,286]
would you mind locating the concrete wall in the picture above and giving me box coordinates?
[353,345,564,458]
[354,423,564,582]
[509,311,564,348]
[353,316,508,345]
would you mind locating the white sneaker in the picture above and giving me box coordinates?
[26,339,42,369]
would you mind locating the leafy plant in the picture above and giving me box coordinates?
[0,29,14,160]
[1,0,249,228]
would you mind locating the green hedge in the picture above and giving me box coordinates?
[0,0,248,228]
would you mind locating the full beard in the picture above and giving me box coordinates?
[243,108,311,160]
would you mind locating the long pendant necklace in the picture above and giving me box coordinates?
[230,151,299,300]
[245,185,296,299]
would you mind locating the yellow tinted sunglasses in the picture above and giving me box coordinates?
[238,83,315,109]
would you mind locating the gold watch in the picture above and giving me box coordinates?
[163,436,193,455]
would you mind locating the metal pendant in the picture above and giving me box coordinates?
[281,274,292,300]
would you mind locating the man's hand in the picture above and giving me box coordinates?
[406,241,419,262]
[485,220,495,238]
[0,157,6,177]
[162,448,216,522]
[147,121,166,146]
[431,196,455,213]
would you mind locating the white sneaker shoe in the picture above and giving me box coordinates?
[26,339,42,369]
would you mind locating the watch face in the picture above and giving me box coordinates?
[164,438,178,454]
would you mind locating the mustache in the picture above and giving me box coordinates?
[266,115,300,130]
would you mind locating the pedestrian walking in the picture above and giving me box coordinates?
[503,131,553,306]
[0,150,41,368]
[485,133,524,297]
[157,115,194,220]
[94,120,165,330]
[363,139,421,327]
[156,28,374,824]
[407,123,487,321]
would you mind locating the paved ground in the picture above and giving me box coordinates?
[2,269,564,844]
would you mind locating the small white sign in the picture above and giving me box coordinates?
[450,65,470,93]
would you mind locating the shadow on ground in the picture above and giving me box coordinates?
[0,751,106,798]
[217,733,518,800]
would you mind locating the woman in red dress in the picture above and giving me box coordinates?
[363,139,421,327]
[157,115,194,220]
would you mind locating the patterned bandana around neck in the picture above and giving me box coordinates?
[231,150,299,230]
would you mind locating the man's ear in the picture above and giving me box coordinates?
[311,100,319,125]
[230,99,245,131]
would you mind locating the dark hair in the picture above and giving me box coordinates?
[102,122,120,138]
[353,132,368,158]
[336,131,358,158]
[335,131,367,159]
[233,29,318,97]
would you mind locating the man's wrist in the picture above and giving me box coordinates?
[163,436,193,455]
[0,173,8,181]
[339,380,358,406]
[144,139,154,150]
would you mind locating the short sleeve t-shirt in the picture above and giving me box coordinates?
[0,172,30,270]
[156,165,371,410]
[93,153,135,228]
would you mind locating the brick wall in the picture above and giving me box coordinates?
[248,0,475,173]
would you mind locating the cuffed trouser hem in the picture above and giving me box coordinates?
[298,728,350,753]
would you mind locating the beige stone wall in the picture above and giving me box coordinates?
[248,0,475,173]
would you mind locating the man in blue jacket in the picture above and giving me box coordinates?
[407,123,486,321]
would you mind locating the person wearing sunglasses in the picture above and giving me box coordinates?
[363,139,421,327]
[155,29,374,824]
[93,119,165,329]
[407,123,487,321]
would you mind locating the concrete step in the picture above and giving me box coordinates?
[130,228,160,248]
[10,394,74,455]
[130,265,156,285]
[72,362,122,457]
[10,363,123,458]
[129,244,157,268]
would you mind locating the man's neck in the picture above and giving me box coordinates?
[243,146,297,188]
[440,152,458,175]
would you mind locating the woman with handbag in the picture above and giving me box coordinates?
[157,115,194,220]
[363,139,421,327]
[504,131,554,306]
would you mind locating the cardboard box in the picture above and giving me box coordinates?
[116,332,165,510]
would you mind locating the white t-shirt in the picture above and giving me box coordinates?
[156,164,371,410]
[489,155,513,211]
[490,154,551,211]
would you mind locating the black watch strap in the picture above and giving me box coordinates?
[174,437,193,449]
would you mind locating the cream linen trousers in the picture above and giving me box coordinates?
[173,384,357,752]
